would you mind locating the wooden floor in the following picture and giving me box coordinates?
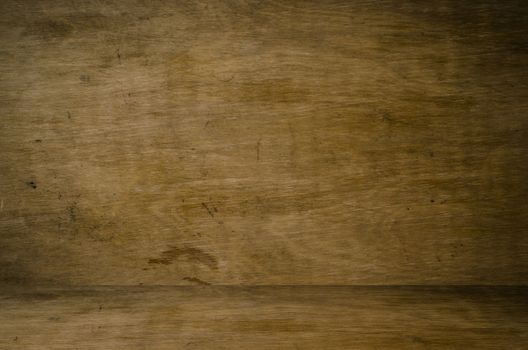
[1,0,527,348]
[1,286,527,349]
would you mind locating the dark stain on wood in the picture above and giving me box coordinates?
[148,246,218,270]
[182,276,210,285]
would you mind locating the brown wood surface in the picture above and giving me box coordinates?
[1,1,527,348]
[1,286,527,349]
[1,1,527,286]
[1,0,527,287]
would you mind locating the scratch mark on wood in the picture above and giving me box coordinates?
[202,202,215,218]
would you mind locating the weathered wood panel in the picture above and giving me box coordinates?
[1,0,527,285]
[1,286,527,349]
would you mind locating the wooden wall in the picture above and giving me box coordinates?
[1,0,527,286]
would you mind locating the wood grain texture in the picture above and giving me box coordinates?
[0,0,527,285]
[1,286,527,349]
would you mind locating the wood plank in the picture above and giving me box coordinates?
[1,286,527,349]
[1,0,527,285]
